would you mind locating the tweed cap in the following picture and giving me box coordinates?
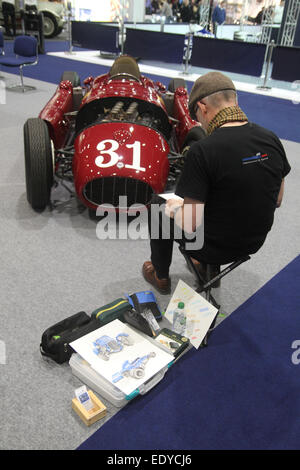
[188,72,236,120]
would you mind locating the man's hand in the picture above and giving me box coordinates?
[165,197,204,234]
[165,198,183,219]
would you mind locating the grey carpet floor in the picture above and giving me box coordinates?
[0,73,299,450]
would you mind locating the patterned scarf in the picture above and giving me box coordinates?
[206,106,248,136]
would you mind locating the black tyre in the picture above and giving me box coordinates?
[56,26,64,37]
[61,72,83,111]
[181,126,206,154]
[43,12,58,39]
[60,71,81,87]
[24,118,54,211]
[168,78,187,93]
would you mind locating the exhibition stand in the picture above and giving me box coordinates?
[69,19,300,86]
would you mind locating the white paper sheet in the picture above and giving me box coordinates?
[70,320,173,396]
[158,193,183,201]
[165,280,218,348]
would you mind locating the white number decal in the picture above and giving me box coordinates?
[125,141,145,172]
[95,139,146,172]
[95,139,119,168]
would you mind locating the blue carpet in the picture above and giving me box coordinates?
[78,255,300,450]
[1,41,300,143]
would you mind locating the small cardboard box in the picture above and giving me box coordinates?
[72,390,107,426]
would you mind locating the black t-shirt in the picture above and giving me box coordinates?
[176,122,291,258]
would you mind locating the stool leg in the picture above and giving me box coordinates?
[201,311,219,347]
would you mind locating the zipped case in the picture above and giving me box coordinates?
[40,312,100,364]
[91,298,132,325]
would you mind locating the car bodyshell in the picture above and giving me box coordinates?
[34,67,203,212]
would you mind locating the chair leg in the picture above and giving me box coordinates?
[6,65,36,93]
[0,52,4,78]
[20,65,24,92]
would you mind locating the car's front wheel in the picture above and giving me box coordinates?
[24,118,54,211]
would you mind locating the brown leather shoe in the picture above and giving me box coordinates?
[142,261,171,295]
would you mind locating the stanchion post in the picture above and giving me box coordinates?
[65,11,74,55]
[120,17,125,55]
[180,32,193,76]
[118,0,126,56]
[257,40,275,91]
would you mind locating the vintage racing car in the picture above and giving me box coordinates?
[23,55,205,213]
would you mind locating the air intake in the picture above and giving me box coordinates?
[83,177,153,208]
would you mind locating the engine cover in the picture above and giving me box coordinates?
[73,122,170,210]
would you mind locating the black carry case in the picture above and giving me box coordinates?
[40,311,100,364]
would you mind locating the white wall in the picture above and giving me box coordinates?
[128,0,146,23]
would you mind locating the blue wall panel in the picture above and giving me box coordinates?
[72,21,119,53]
[191,37,266,77]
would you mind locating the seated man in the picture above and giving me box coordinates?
[142,71,291,294]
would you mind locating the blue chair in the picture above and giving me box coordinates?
[0,35,38,92]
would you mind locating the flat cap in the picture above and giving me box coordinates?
[188,72,236,120]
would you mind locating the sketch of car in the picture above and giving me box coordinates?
[112,352,156,383]
[93,333,132,361]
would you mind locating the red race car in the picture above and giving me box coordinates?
[23,55,205,213]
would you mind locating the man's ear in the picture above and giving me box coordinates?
[198,101,207,116]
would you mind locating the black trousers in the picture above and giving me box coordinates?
[148,195,264,279]
[148,195,217,279]
[2,2,16,36]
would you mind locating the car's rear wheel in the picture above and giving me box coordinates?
[162,79,187,116]
[60,72,83,111]
[43,12,59,39]
[181,126,207,155]
[24,118,54,211]
[60,71,81,87]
